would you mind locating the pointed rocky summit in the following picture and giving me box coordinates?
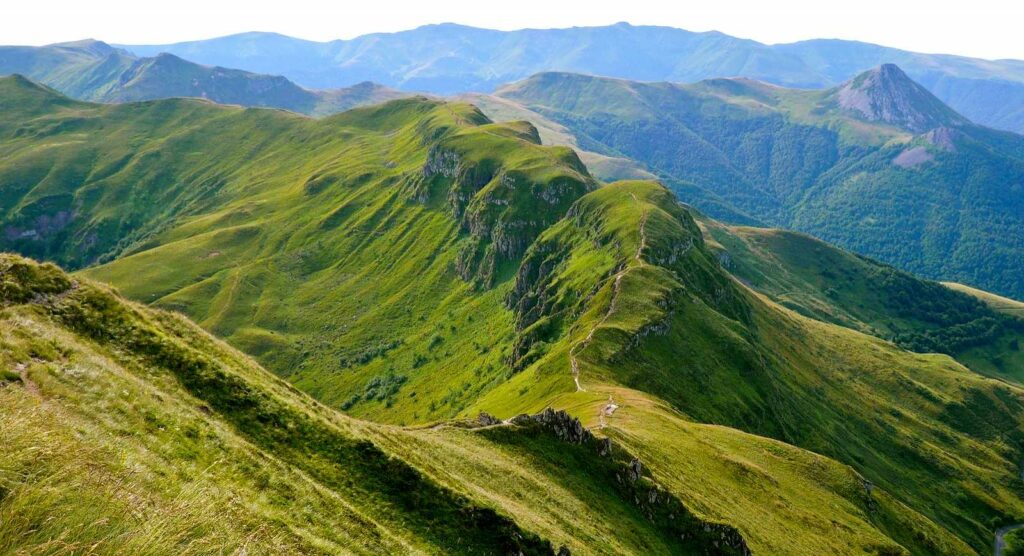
[830,63,968,132]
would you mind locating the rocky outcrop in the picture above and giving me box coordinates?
[923,126,961,152]
[476,411,503,426]
[831,64,968,133]
[509,408,594,444]
[892,146,933,168]
[421,134,592,288]
[492,407,751,555]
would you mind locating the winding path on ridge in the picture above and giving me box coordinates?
[994,465,1024,555]
[569,192,648,394]
[996,523,1024,556]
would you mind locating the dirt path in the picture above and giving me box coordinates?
[630,192,647,263]
[995,464,1024,555]
[995,523,1024,556]
[568,192,648,393]
[15,363,40,397]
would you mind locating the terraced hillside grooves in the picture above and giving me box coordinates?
[0,254,559,554]
[0,75,594,424]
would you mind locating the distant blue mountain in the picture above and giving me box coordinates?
[120,23,1024,133]
[0,39,406,115]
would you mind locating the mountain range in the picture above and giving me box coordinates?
[3,74,1024,553]
[118,22,1024,133]
[0,39,406,115]
[479,65,1024,299]
[7,36,1024,300]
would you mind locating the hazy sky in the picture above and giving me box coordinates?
[6,0,1024,60]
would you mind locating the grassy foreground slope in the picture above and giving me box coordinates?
[0,254,559,554]
[5,254,979,555]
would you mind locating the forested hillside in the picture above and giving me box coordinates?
[493,66,1024,298]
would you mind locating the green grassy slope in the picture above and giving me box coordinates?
[2,253,995,555]
[468,181,1024,552]
[4,80,1024,552]
[495,68,1024,299]
[6,254,980,555]
[701,222,1024,382]
[945,282,1024,318]
[0,41,406,115]
[28,79,593,423]
[0,254,558,554]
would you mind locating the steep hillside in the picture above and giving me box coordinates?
[3,253,996,555]
[0,254,778,554]
[0,75,595,420]
[118,23,1024,132]
[469,181,1024,552]
[0,41,406,115]
[700,221,1024,381]
[4,80,1024,552]
[495,67,1024,299]
[0,254,554,554]
[945,282,1024,319]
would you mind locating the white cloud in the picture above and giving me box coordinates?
[4,0,1023,60]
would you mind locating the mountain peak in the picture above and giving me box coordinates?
[830,64,968,132]
[50,39,117,57]
[0,74,60,96]
[0,74,75,113]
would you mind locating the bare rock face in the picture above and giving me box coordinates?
[922,126,961,152]
[476,411,502,426]
[832,64,968,133]
[509,407,594,444]
[892,146,934,168]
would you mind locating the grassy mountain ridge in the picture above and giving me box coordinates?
[945,282,1024,319]
[2,253,991,554]
[0,40,406,116]
[466,180,1024,552]
[117,23,1024,133]
[4,78,1024,552]
[0,254,555,554]
[494,67,1024,299]
[1,253,786,554]
[11,76,599,420]
[700,221,1024,382]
